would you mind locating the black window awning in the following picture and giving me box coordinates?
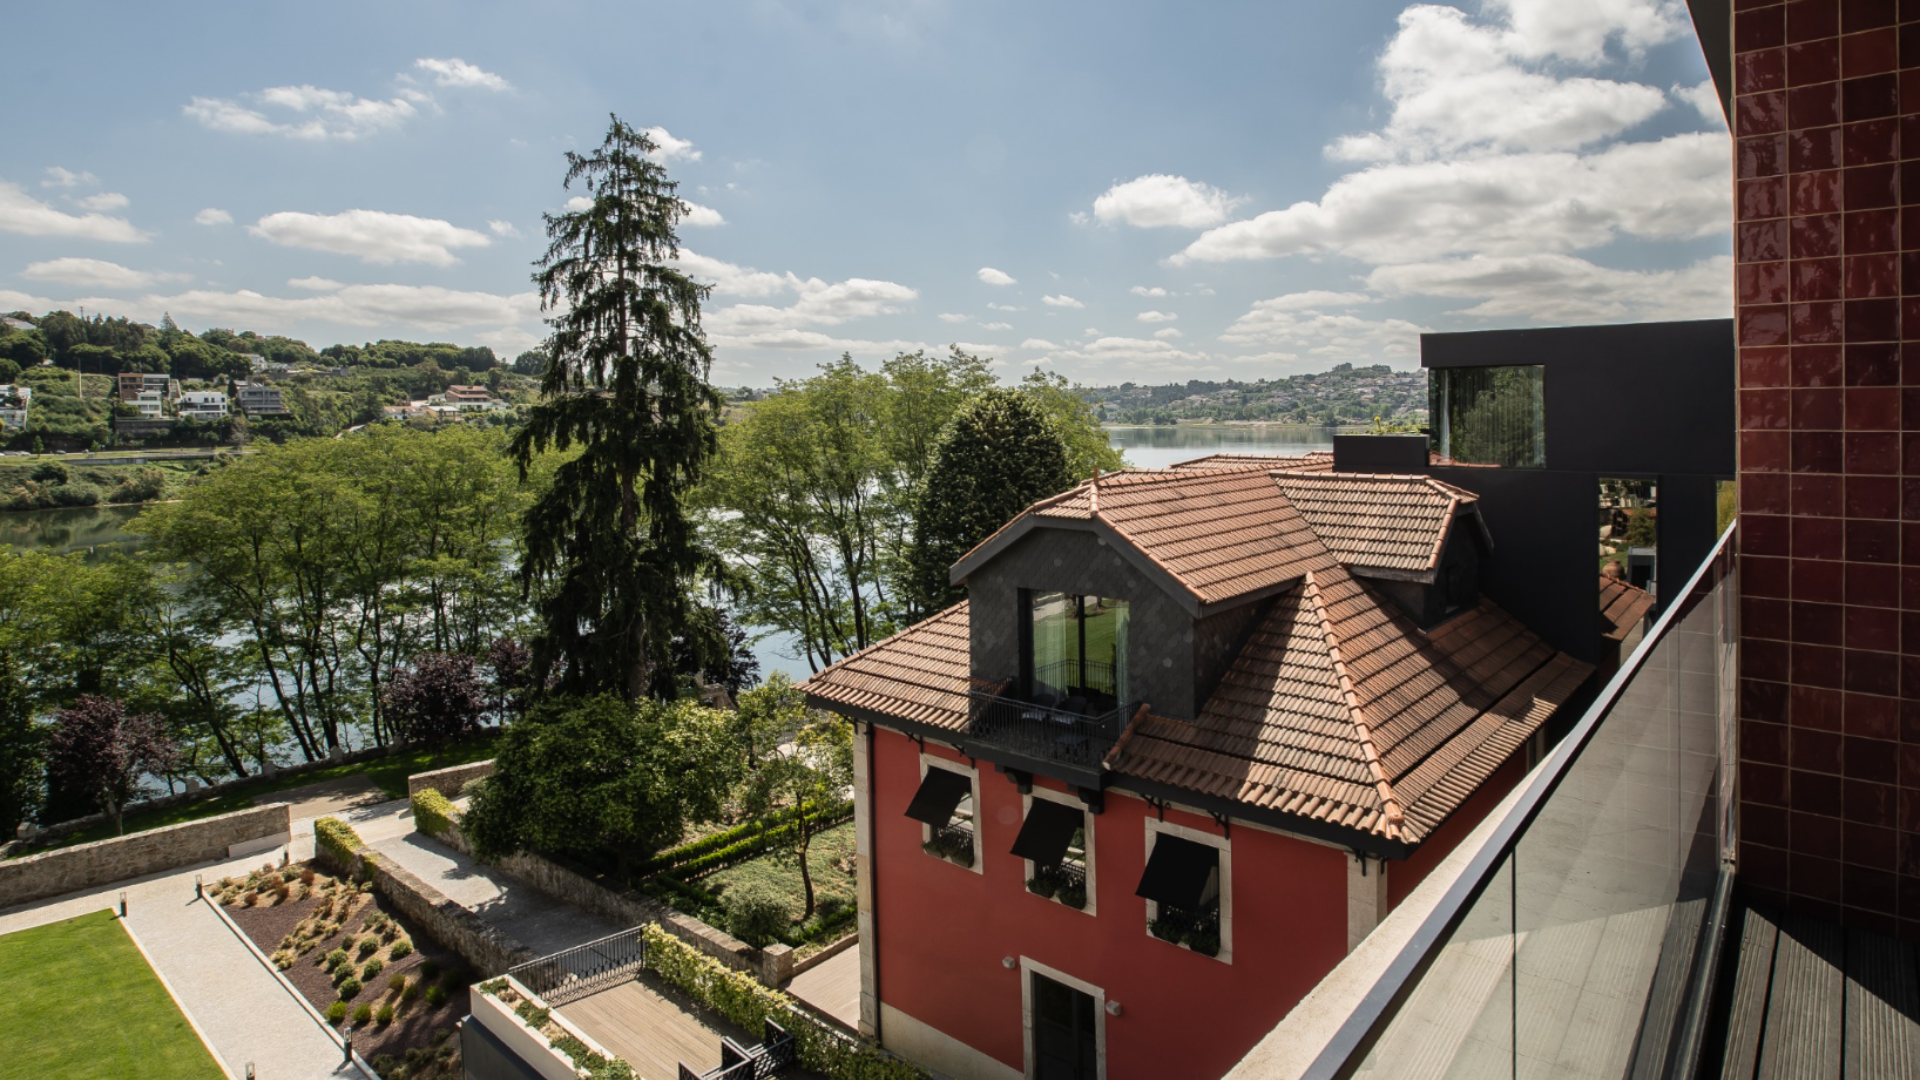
[1010,798,1083,866]
[904,766,972,825]
[1135,834,1219,910]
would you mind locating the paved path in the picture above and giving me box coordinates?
[369,830,619,956]
[789,946,861,1030]
[0,846,363,1080]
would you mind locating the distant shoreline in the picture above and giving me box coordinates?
[1100,421,1364,431]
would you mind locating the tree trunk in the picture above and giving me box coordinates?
[798,826,816,919]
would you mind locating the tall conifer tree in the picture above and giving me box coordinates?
[514,116,724,699]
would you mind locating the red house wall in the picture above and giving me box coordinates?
[1729,0,1920,943]
[870,730,1349,1080]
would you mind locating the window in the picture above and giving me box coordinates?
[1137,820,1231,961]
[906,757,980,871]
[1430,365,1546,468]
[1014,791,1094,913]
[1028,591,1130,708]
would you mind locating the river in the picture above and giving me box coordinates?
[0,426,1338,683]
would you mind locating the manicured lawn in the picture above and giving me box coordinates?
[20,731,502,856]
[0,910,225,1080]
[703,820,858,934]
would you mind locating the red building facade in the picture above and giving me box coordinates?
[1728,0,1920,942]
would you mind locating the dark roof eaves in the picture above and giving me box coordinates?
[1103,772,1415,860]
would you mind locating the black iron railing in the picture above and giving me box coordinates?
[679,1020,797,1080]
[965,690,1133,773]
[923,821,976,867]
[506,926,647,1006]
[1032,658,1120,699]
[1027,861,1088,908]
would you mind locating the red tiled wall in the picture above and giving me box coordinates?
[1733,0,1920,943]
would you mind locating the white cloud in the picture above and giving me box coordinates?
[982,321,1013,331]
[1021,338,1059,350]
[679,201,726,227]
[937,313,969,324]
[413,57,510,91]
[1093,175,1245,229]
[158,283,543,333]
[21,258,187,290]
[977,267,1016,286]
[1221,294,1427,365]
[1674,79,1724,126]
[1256,290,1376,311]
[672,251,790,298]
[288,276,343,291]
[1130,285,1169,297]
[194,208,233,226]
[1042,294,1082,308]
[644,127,701,163]
[73,192,129,212]
[487,219,521,238]
[1484,0,1689,63]
[0,182,146,243]
[706,277,918,337]
[563,196,593,212]
[1068,211,1090,226]
[1152,327,1183,339]
[1367,252,1731,322]
[42,167,96,188]
[988,302,1024,312]
[1044,335,1212,370]
[249,209,492,266]
[187,87,417,141]
[1135,310,1177,323]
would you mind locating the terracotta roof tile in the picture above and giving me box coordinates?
[1599,575,1654,641]
[1172,451,1335,472]
[1266,472,1478,573]
[799,603,972,732]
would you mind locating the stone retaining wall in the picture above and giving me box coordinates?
[432,818,788,984]
[406,759,495,800]
[0,803,293,910]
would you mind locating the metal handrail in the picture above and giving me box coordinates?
[506,925,648,1006]
[1299,523,1737,1079]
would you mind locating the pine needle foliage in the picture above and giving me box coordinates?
[513,115,725,700]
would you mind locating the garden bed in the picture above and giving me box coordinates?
[646,820,859,952]
[220,862,467,1079]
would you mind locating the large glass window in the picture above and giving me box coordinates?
[1028,591,1129,706]
[1430,365,1546,468]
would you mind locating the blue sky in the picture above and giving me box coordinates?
[1,0,1728,385]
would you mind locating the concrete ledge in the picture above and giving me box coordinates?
[0,804,294,910]
[407,759,495,800]
[472,975,617,1080]
[787,928,859,980]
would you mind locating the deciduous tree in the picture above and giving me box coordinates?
[385,654,486,746]
[46,695,178,835]
[741,711,853,920]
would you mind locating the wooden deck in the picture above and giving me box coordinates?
[788,946,861,1031]
[558,971,743,1080]
[1711,903,1920,1079]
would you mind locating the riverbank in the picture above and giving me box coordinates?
[0,457,214,514]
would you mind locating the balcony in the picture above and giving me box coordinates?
[962,686,1134,789]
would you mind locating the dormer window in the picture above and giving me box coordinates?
[1027,591,1130,709]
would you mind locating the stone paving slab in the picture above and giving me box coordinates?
[369,830,619,957]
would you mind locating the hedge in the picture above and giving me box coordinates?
[315,816,366,874]
[645,800,849,876]
[669,803,853,881]
[640,925,924,1080]
[412,787,457,840]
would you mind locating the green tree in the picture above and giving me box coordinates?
[513,115,725,700]
[1019,370,1125,480]
[907,389,1073,613]
[462,694,741,870]
[0,653,42,833]
[740,712,853,920]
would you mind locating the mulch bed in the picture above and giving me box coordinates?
[221,862,466,1079]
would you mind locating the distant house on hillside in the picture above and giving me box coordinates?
[133,390,167,418]
[1,317,33,332]
[178,391,228,420]
[444,384,490,404]
[233,381,290,416]
[0,385,30,429]
[117,372,179,404]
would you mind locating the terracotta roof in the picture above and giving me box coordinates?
[1023,467,1329,607]
[1172,451,1335,472]
[1599,575,1654,641]
[1105,565,1591,843]
[802,567,1591,847]
[1266,472,1481,574]
[800,603,972,732]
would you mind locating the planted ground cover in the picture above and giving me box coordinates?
[223,862,466,1080]
[16,732,500,856]
[0,910,224,1080]
[645,820,858,954]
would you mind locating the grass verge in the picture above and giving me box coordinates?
[0,910,225,1080]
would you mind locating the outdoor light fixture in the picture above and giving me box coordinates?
[1106,1000,1124,1017]
[118,891,127,918]
[195,874,203,899]
[245,1065,255,1080]
[1001,956,1016,969]
[343,1031,353,1066]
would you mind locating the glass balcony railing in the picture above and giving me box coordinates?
[1287,524,1736,1080]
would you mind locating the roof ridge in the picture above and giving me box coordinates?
[1303,570,1406,832]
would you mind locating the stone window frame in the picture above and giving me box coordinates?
[1141,816,1233,964]
[1019,786,1097,917]
[1019,955,1108,1080]
[918,752,983,875]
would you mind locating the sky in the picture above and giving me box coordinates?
[0,0,1729,386]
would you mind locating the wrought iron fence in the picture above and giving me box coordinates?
[505,925,647,1006]
[965,690,1132,771]
[678,1020,797,1080]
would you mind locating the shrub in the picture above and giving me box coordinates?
[325,1001,348,1025]
[389,939,413,960]
[388,974,408,994]
[357,936,380,958]
[363,958,384,980]
[411,787,458,839]
[300,867,317,886]
[724,881,795,949]
[270,949,295,969]
[315,817,365,873]
[375,1004,395,1026]
[425,985,447,1007]
[353,1003,373,1025]
[325,948,350,971]
[338,977,362,1000]
[241,890,258,906]
[420,959,440,980]
[401,982,420,1002]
